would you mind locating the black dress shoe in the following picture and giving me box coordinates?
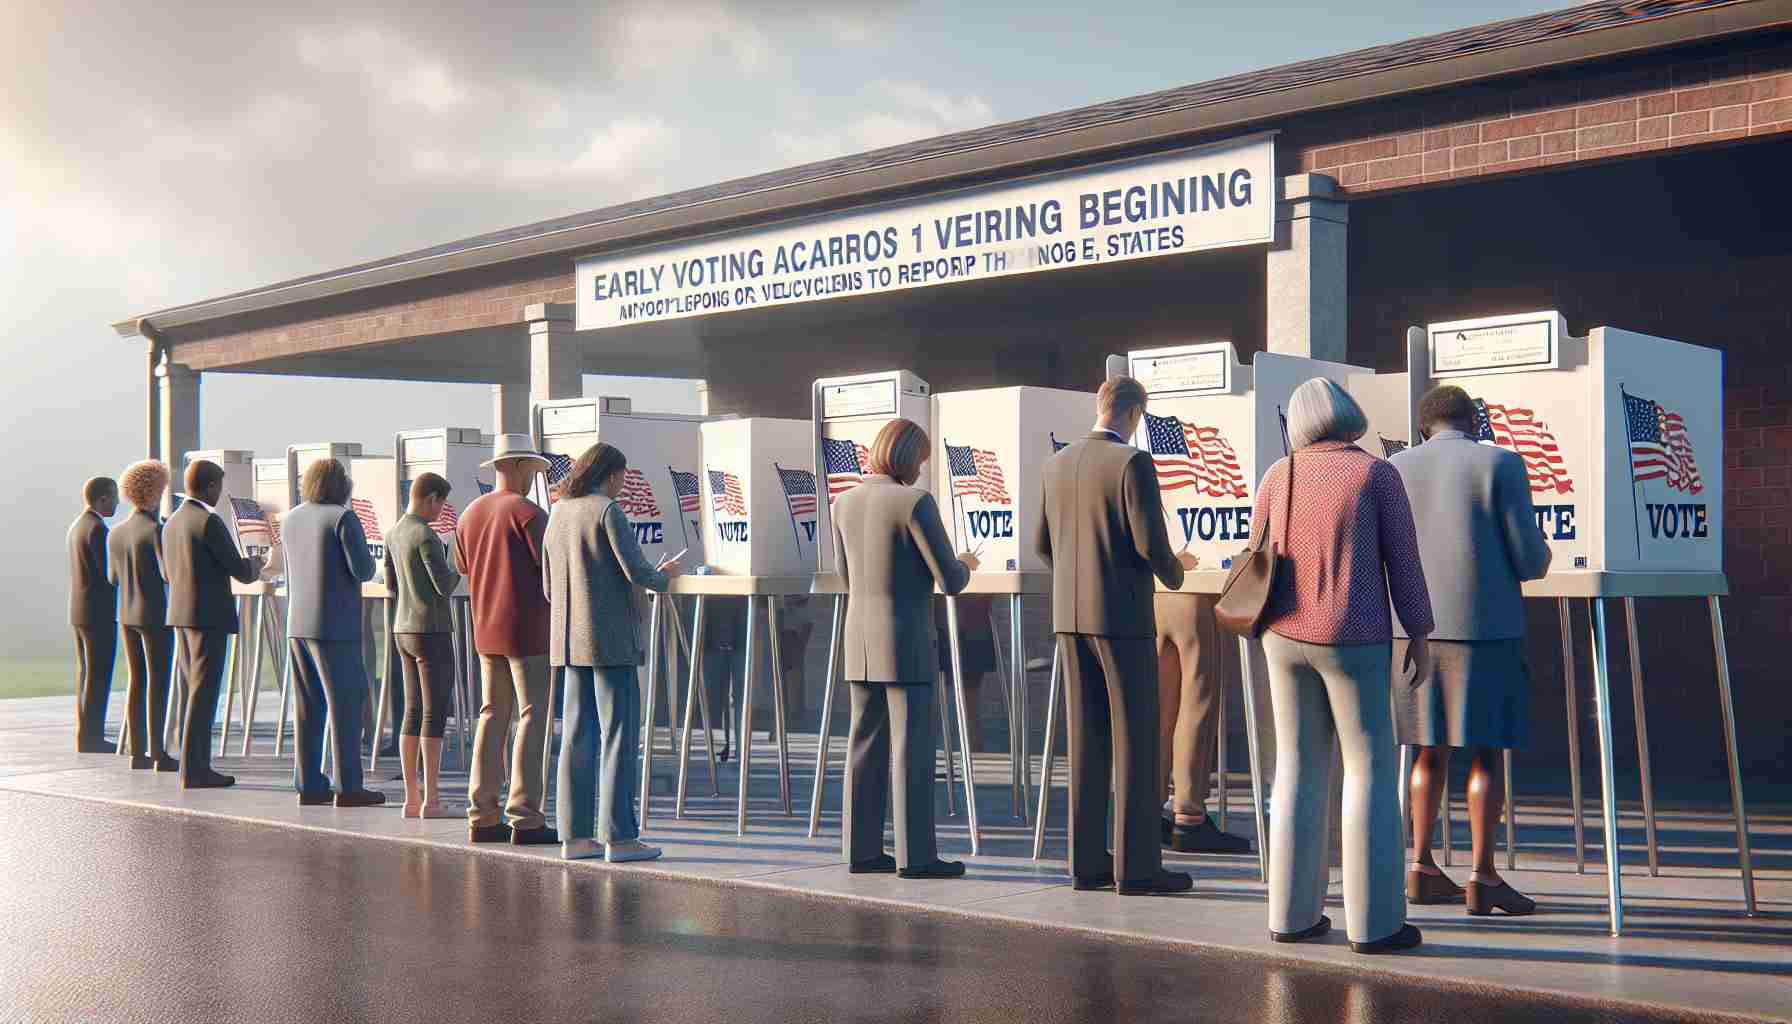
[849,854,897,874]
[131,755,155,771]
[1271,915,1332,943]
[77,739,118,754]
[1117,870,1194,895]
[153,754,180,773]
[470,823,512,844]
[1071,872,1116,891]
[1166,817,1253,854]
[1350,923,1423,954]
[336,789,387,808]
[898,860,965,880]
[511,826,560,846]
[182,771,235,789]
[298,790,334,806]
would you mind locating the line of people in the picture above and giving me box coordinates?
[68,375,1547,948]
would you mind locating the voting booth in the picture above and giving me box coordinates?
[181,449,262,557]
[393,427,491,558]
[348,453,398,575]
[811,370,931,582]
[698,417,817,577]
[1397,312,1743,936]
[930,386,1093,576]
[533,396,708,567]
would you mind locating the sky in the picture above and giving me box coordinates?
[0,0,1564,655]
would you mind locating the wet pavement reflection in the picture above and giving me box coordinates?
[0,792,1705,1023]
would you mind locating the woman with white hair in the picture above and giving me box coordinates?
[1247,376,1434,954]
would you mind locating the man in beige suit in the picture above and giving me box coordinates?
[1032,376,1197,894]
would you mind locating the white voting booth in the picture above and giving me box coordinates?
[1405,312,1744,935]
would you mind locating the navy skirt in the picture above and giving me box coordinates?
[1393,638,1530,749]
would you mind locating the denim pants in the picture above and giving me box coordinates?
[556,664,641,844]
[290,637,369,796]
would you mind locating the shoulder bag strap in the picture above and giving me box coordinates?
[1275,453,1295,554]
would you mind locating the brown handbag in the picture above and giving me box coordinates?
[1214,452,1294,637]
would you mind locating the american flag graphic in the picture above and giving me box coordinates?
[617,468,660,518]
[669,468,702,514]
[1143,412,1249,498]
[542,452,573,505]
[1473,398,1574,495]
[944,443,1010,503]
[349,497,384,543]
[230,497,274,546]
[477,480,494,496]
[429,500,459,535]
[1380,436,1410,457]
[708,469,747,516]
[776,465,817,518]
[1624,391,1703,494]
[822,436,869,504]
[1050,432,1070,453]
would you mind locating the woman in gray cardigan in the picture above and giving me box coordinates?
[831,418,978,879]
[543,443,681,864]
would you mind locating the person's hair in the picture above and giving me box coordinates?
[867,418,930,486]
[563,443,628,500]
[1096,376,1149,420]
[119,461,168,510]
[83,476,117,506]
[300,457,353,505]
[184,460,225,497]
[1285,377,1369,450]
[1417,384,1477,437]
[409,472,452,505]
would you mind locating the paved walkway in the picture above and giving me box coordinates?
[3,693,1787,1021]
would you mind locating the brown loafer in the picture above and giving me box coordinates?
[1406,867,1465,904]
[1466,878,1536,916]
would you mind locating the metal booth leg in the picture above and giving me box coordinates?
[676,596,707,818]
[1623,598,1660,876]
[1216,650,1229,833]
[1031,647,1063,860]
[639,592,663,827]
[735,598,759,835]
[1503,749,1517,870]
[1441,775,1453,868]
[1236,635,1269,883]
[1558,598,1586,874]
[447,600,468,772]
[935,669,958,817]
[945,595,981,855]
[273,599,295,757]
[1010,595,1031,822]
[1709,596,1757,916]
[671,598,720,798]
[240,595,272,756]
[1586,598,1625,937]
[371,598,397,772]
[766,599,793,815]
[1398,743,1412,849]
[218,596,246,756]
[806,595,843,836]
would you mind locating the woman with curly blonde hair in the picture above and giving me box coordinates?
[109,460,178,770]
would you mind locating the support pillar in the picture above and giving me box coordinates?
[1265,173,1348,363]
[156,358,199,512]
[526,303,582,407]
[145,336,161,461]
[491,379,529,437]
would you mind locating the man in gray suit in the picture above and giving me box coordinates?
[1032,377,1197,894]
[163,460,265,788]
[68,476,119,752]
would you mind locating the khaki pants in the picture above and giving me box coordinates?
[468,653,550,830]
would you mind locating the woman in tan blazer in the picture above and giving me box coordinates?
[830,418,977,879]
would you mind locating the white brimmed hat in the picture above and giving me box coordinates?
[482,433,551,470]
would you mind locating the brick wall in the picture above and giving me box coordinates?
[165,254,575,372]
[1285,30,1792,195]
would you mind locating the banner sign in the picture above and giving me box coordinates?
[576,133,1276,331]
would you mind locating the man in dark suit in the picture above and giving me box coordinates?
[1032,376,1197,895]
[68,476,119,752]
[163,460,265,788]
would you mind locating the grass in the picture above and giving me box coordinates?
[0,645,287,701]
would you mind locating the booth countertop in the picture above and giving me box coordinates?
[807,572,1051,596]
[1521,571,1728,598]
[668,575,815,597]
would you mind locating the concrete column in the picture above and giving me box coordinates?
[491,380,529,437]
[145,337,161,461]
[526,303,581,408]
[1265,173,1349,363]
[695,379,713,416]
[156,358,199,510]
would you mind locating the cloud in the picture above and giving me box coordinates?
[768,79,996,166]
[603,2,774,76]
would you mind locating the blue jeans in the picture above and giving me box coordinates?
[290,638,368,796]
[556,665,641,844]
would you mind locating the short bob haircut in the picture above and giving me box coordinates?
[409,472,452,505]
[300,457,353,505]
[1285,377,1368,451]
[867,418,930,486]
[562,442,627,501]
[1096,376,1149,420]
[119,460,169,510]
[1417,384,1478,437]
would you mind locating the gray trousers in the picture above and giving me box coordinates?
[1262,632,1406,944]
[843,681,938,869]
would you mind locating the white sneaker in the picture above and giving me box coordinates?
[606,839,663,863]
[562,838,603,861]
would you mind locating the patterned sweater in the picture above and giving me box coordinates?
[1248,442,1434,645]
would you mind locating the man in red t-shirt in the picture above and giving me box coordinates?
[456,434,558,845]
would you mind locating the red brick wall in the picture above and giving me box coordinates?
[1284,31,1792,194]
[165,255,574,372]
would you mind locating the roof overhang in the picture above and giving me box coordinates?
[113,0,1792,340]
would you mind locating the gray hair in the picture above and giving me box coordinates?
[1285,377,1368,450]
